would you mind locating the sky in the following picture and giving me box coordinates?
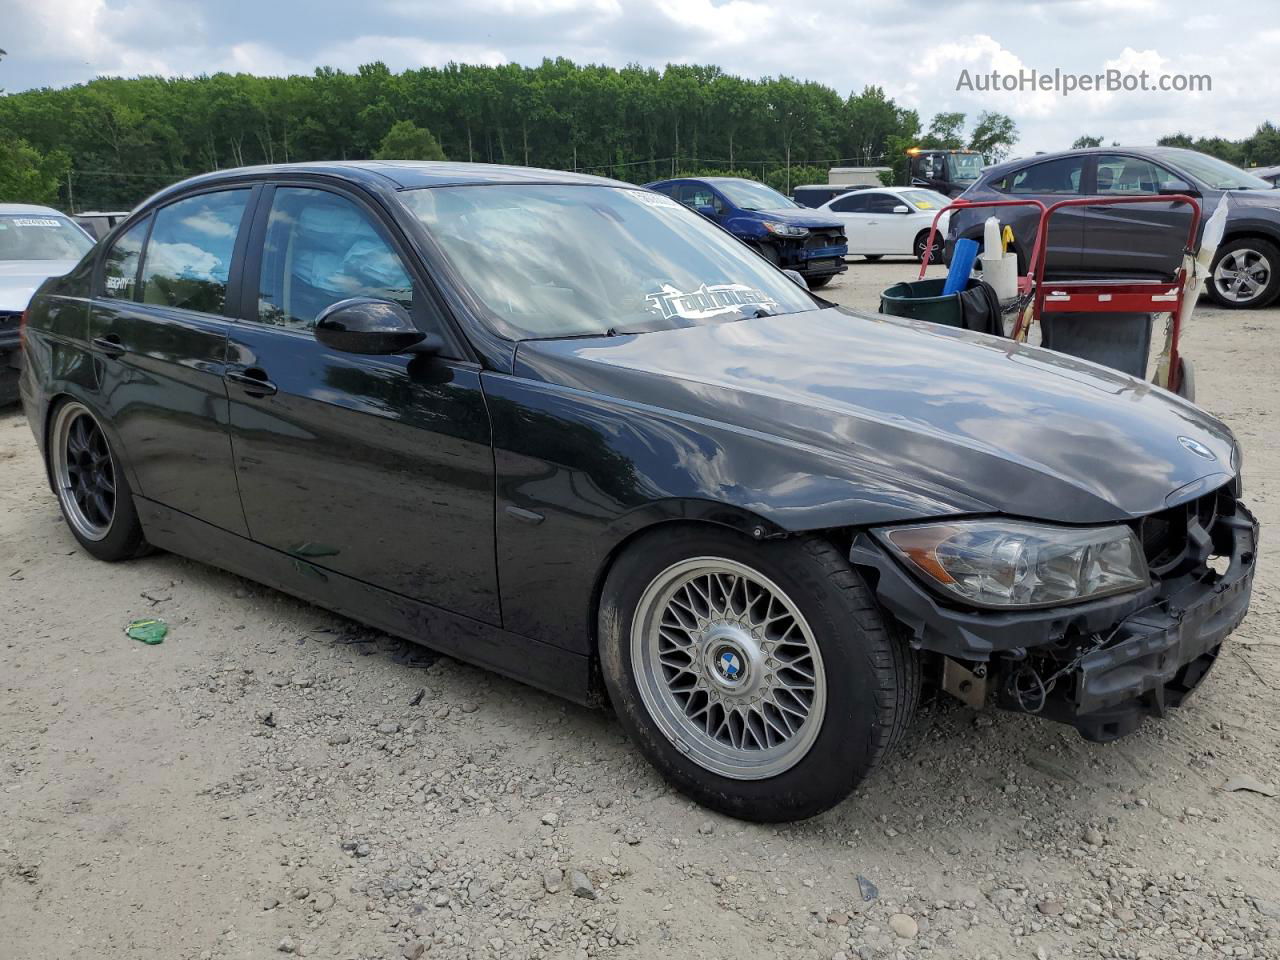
[1,0,1274,156]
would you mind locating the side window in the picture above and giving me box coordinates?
[649,184,677,198]
[142,190,250,314]
[830,193,870,213]
[676,183,723,213]
[1094,155,1174,195]
[101,216,150,301]
[865,194,902,214]
[257,187,414,331]
[997,157,1085,195]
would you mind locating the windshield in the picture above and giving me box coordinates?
[947,154,983,182]
[714,179,799,211]
[401,184,819,340]
[1158,150,1273,190]
[0,214,94,262]
[901,190,948,210]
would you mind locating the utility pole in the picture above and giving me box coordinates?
[67,172,75,213]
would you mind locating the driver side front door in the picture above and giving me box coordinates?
[225,183,500,622]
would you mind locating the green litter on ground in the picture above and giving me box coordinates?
[125,618,167,645]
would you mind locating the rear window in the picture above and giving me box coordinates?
[0,214,94,262]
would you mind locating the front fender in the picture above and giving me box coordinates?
[481,371,983,654]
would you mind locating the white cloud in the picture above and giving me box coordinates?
[2,0,1275,157]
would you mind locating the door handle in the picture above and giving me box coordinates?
[225,368,278,397]
[91,335,126,358]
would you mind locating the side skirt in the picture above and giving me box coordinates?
[134,497,595,706]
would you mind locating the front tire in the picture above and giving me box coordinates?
[807,275,834,289]
[1207,238,1280,308]
[599,525,918,821]
[47,400,149,561]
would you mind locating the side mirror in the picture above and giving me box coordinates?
[696,204,717,217]
[783,268,808,290]
[893,204,911,214]
[1159,178,1198,197]
[314,298,438,356]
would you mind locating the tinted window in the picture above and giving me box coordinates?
[996,157,1084,195]
[257,187,413,330]
[1094,154,1178,195]
[101,217,149,301]
[830,194,870,213]
[402,184,818,340]
[0,214,94,262]
[865,194,902,214]
[142,190,249,314]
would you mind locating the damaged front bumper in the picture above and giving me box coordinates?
[851,500,1259,742]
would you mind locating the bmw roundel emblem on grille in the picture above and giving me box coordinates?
[1178,436,1216,461]
[718,651,742,680]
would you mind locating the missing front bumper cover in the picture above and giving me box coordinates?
[853,502,1258,741]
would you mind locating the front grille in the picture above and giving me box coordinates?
[1138,484,1236,576]
[804,228,845,250]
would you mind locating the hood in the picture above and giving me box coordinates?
[755,208,845,230]
[1226,188,1280,211]
[514,309,1237,525]
[0,260,79,313]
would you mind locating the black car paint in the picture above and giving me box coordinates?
[950,147,1280,280]
[20,161,1254,730]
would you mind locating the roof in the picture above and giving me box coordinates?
[140,161,629,210]
[0,203,68,216]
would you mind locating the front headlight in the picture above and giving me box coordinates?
[762,221,809,238]
[874,519,1149,609]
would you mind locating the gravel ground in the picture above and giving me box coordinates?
[2,258,1278,960]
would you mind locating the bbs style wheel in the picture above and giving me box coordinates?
[599,525,919,821]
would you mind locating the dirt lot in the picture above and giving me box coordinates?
[2,259,1278,960]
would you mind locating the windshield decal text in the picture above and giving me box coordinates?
[646,282,778,321]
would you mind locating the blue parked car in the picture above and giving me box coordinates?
[645,177,848,288]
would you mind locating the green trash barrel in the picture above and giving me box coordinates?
[879,277,982,328]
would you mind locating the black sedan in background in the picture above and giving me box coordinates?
[949,146,1280,308]
[21,162,1257,820]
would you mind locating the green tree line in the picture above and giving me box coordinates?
[1,58,1024,209]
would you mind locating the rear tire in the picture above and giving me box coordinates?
[807,275,833,289]
[914,230,941,265]
[598,525,919,821]
[46,400,149,562]
[864,254,883,262]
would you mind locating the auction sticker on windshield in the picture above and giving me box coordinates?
[627,189,682,209]
[646,282,778,320]
[8,218,64,228]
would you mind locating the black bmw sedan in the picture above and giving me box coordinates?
[20,162,1257,821]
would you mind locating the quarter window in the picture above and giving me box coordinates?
[142,190,250,314]
[256,188,414,330]
[101,217,150,301]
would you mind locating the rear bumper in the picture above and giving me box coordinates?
[852,502,1258,741]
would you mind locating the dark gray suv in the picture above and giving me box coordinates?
[949,147,1280,308]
